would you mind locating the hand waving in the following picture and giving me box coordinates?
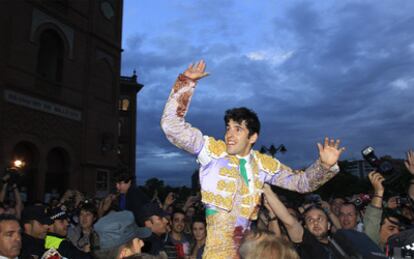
[317,137,346,169]
[368,171,384,194]
[183,60,209,81]
[405,150,414,175]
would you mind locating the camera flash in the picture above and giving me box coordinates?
[13,159,25,168]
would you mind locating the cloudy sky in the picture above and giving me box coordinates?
[121,0,414,186]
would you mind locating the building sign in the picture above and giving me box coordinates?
[4,90,82,121]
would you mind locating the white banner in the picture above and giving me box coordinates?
[4,90,82,121]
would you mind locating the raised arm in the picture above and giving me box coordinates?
[320,200,341,232]
[405,150,414,200]
[263,184,303,242]
[161,60,209,154]
[268,137,345,193]
[364,171,384,245]
[12,184,23,219]
[0,183,7,203]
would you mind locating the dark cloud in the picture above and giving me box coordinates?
[123,0,414,186]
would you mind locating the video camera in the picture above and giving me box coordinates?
[361,146,401,186]
[2,160,25,187]
[396,196,412,207]
[352,194,371,210]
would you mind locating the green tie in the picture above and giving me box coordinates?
[239,158,249,186]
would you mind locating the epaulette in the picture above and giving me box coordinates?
[206,137,227,158]
[254,151,280,175]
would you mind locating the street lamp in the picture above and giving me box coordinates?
[259,144,287,157]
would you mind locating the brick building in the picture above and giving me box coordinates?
[118,73,143,185]
[0,0,140,201]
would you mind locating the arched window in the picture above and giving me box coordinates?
[36,29,64,82]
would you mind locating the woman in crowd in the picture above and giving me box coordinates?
[188,217,206,259]
[67,200,97,253]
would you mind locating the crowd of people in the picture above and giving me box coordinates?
[0,150,412,258]
[0,58,413,258]
[0,168,209,259]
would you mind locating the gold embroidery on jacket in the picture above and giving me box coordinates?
[201,190,233,210]
[205,212,237,258]
[240,193,262,219]
[241,196,253,204]
[255,151,280,174]
[217,180,236,193]
[207,137,226,157]
[255,179,264,189]
[239,181,250,196]
[228,155,239,166]
[219,167,238,178]
[240,207,251,218]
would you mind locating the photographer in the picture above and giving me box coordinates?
[59,189,84,209]
[392,149,414,209]
[364,171,401,250]
[0,175,23,219]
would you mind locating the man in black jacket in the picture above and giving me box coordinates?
[115,169,150,226]
[263,184,343,259]
[20,205,53,258]
[139,203,169,257]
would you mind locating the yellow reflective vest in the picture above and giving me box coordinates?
[45,234,64,250]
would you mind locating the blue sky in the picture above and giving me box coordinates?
[121,0,414,186]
